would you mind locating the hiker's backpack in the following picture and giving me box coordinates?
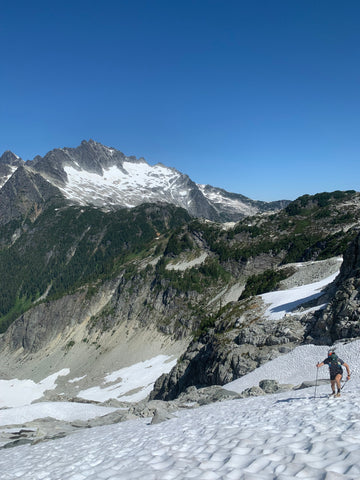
[329,354,341,367]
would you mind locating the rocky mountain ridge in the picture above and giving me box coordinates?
[0,140,288,222]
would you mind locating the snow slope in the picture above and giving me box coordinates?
[0,355,177,411]
[2,260,360,479]
[0,369,70,408]
[261,271,339,320]
[0,340,359,479]
[59,161,195,211]
[77,355,177,403]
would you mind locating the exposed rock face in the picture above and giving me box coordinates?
[0,151,23,167]
[337,231,360,280]
[307,232,360,344]
[0,282,116,354]
[151,247,356,401]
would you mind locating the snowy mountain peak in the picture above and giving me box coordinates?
[0,141,289,221]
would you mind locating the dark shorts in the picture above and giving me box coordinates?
[330,368,343,380]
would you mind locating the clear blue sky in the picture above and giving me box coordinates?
[1,0,359,201]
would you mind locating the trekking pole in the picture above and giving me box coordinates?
[341,364,356,392]
[314,365,319,399]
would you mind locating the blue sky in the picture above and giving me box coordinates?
[1,0,359,201]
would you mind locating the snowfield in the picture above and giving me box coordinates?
[2,261,360,479]
[0,341,360,480]
[261,271,339,320]
[77,355,177,403]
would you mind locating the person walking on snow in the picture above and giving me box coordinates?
[316,350,350,397]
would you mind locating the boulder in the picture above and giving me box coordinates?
[151,408,174,425]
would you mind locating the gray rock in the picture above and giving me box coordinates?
[2,438,33,449]
[151,408,174,425]
[259,379,294,394]
[294,379,329,390]
[241,386,265,397]
[307,232,360,344]
[150,305,305,401]
[259,379,281,394]
[177,385,241,406]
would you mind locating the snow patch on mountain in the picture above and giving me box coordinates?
[0,166,18,188]
[198,184,259,216]
[0,369,70,408]
[224,340,358,393]
[77,355,177,403]
[59,161,193,210]
[261,271,339,320]
[0,141,289,220]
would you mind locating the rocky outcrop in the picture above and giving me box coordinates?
[307,231,360,344]
[150,299,306,401]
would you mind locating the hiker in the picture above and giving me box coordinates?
[316,350,350,397]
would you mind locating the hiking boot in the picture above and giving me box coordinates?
[335,392,341,398]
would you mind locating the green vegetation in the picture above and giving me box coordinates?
[153,257,231,294]
[193,314,217,339]
[0,295,33,333]
[285,190,356,216]
[0,203,191,332]
[65,340,75,351]
[188,190,359,266]
[240,268,295,299]
[164,232,194,256]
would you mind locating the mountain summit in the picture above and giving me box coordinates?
[0,140,289,221]
[0,151,23,188]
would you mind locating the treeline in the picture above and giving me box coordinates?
[153,257,231,293]
[285,190,356,216]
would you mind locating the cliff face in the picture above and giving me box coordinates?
[0,275,190,386]
[307,231,360,343]
[1,283,115,354]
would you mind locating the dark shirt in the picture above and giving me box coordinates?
[323,356,344,375]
